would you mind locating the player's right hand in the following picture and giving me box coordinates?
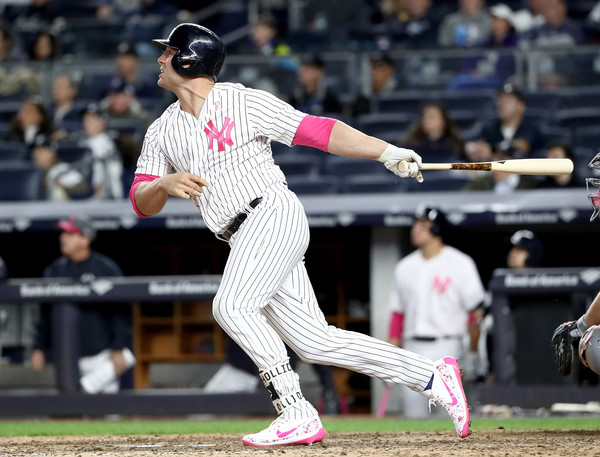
[161,172,209,200]
[378,144,423,182]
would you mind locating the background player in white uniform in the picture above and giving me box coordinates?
[388,204,485,418]
[130,23,470,446]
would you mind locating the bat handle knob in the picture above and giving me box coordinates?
[397,160,409,174]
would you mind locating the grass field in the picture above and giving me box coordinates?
[2,416,600,437]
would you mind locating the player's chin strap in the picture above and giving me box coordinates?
[259,359,305,415]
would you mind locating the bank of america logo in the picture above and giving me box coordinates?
[580,269,600,285]
[91,279,114,295]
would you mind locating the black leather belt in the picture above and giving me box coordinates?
[412,336,460,342]
[218,197,263,242]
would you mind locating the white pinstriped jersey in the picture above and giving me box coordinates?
[389,246,485,339]
[135,82,307,233]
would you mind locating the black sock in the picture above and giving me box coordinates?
[425,374,433,391]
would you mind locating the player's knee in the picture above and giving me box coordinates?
[212,294,228,326]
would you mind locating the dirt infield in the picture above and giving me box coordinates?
[1,429,599,457]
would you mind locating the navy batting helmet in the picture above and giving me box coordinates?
[510,230,543,267]
[152,23,226,81]
[414,202,446,237]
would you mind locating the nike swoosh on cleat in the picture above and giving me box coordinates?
[276,427,298,438]
[440,375,458,406]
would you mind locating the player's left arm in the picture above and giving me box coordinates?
[294,116,423,180]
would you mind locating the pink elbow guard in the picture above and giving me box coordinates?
[292,115,336,151]
[389,312,405,341]
[130,173,159,217]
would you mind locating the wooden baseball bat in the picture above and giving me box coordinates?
[398,158,573,175]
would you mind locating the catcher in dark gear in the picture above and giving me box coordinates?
[551,152,600,376]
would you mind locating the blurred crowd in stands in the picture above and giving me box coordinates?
[1,0,600,201]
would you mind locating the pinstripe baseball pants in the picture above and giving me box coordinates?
[212,183,434,393]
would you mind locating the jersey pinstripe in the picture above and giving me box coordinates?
[135,82,306,233]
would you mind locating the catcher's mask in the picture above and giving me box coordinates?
[579,325,600,375]
[587,178,600,222]
[586,152,600,222]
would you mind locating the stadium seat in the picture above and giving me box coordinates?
[56,143,94,198]
[374,91,428,114]
[342,173,408,193]
[556,108,600,130]
[57,143,92,164]
[539,125,573,146]
[0,162,44,201]
[573,126,600,150]
[447,109,487,132]
[0,101,21,124]
[274,153,321,177]
[522,90,561,111]
[286,175,341,195]
[324,155,388,177]
[439,91,495,114]
[557,86,600,110]
[355,112,417,137]
[0,141,30,161]
[406,174,471,193]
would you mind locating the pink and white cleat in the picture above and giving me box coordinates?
[242,415,326,447]
[429,357,470,438]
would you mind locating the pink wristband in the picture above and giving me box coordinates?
[130,173,159,217]
[389,312,405,341]
[292,115,336,151]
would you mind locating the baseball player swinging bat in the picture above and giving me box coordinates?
[398,158,574,176]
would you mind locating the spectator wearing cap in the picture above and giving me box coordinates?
[288,53,343,115]
[30,215,134,394]
[465,84,544,165]
[99,79,153,128]
[32,138,90,201]
[109,42,159,100]
[350,52,397,116]
[447,4,518,91]
[81,104,124,200]
[438,0,492,48]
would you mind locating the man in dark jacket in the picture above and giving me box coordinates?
[30,215,134,393]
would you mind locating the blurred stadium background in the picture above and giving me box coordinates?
[0,0,599,419]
